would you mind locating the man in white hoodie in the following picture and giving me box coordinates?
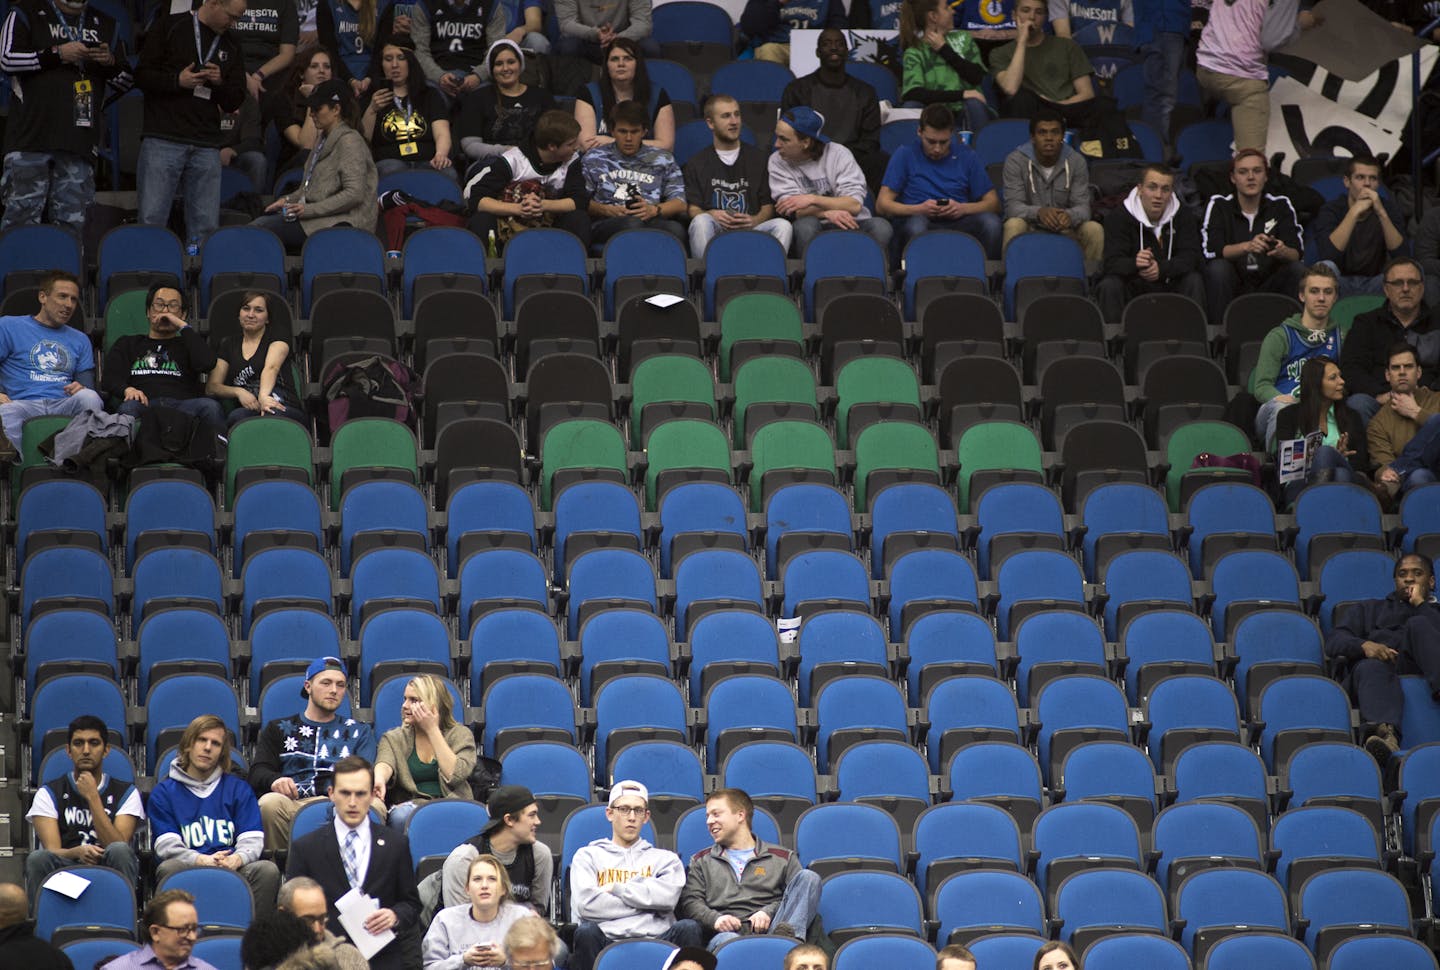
[1094,163,1206,322]
[569,780,702,970]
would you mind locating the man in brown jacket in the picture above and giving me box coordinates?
[1369,342,1440,498]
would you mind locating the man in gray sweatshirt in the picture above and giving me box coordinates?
[569,781,702,970]
[1001,105,1101,260]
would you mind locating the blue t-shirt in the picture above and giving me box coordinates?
[881,139,993,206]
[0,315,95,400]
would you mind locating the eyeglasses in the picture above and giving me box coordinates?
[511,962,553,970]
[1385,279,1422,289]
[150,300,183,311]
[158,924,201,936]
[610,805,648,817]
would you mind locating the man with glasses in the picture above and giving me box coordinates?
[251,656,377,852]
[1341,258,1439,425]
[287,755,421,970]
[502,915,563,970]
[135,0,248,249]
[105,889,220,970]
[569,780,702,970]
[101,283,225,433]
[278,876,369,970]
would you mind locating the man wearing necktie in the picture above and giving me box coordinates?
[287,755,422,970]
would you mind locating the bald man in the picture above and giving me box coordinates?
[0,883,74,970]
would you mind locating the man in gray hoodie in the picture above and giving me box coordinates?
[1001,106,1101,260]
[569,781,702,970]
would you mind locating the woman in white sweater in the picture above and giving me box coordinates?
[423,854,532,969]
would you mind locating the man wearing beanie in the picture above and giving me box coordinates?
[438,784,554,916]
[569,781,702,970]
[250,656,377,851]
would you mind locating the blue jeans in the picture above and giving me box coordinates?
[572,919,703,970]
[26,843,140,905]
[1283,443,1354,504]
[0,389,103,445]
[1139,31,1186,140]
[1315,261,1385,298]
[1388,414,1440,487]
[1347,393,1383,426]
[893,212,1002,260]
[793,215,893,259]
[707,869,821,951]
[375,157,460,182]
[137,137,221,246]
[387,800,423,831]
[118,395,226,433]
[689,214,793,257]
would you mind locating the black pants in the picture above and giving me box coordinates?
[1350,612,1440,730]
[1094,270,1207,324]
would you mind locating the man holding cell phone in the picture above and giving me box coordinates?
[0,0,131,236]
[135,0,248,249]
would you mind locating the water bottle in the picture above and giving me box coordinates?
[284,192,304,223]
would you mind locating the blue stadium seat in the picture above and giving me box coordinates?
[1083,934,1190,970]
[24,610,119,700]
[1231,610,1325,716]
[1013,611,1106,705]
[30,674,126,779]
[887,549,980,636]
[481,673,578,758]
[1034,674,1130,782]
[576,608,669,705]
[781,549,869,619]
[1398,742,1440,856]
[710,59,794,102]
[1293,482,1384,579]
[155,867,253,934]
[1203,933,1318,970]
[338,480,429,578]
[565,547,657,633]
[1272,806,1382,909]
[1143,674,1242,773]
[1399,675,1440,748]
[1283,741,1386,831]
[349,547,441,630]
[446,481,537,578]
[832,739,931,837]
[356,609,450,704]
[995,549,1086,639]
[398,226,486,317]
[1317,549,1396,633]
[869,482,960,579]
[1078,481,1170,580]
[1256,675,1354,773]
[1032,802,1142,905]
[553,480,643,583]
[703,675,799,772]
[817,871,923,943]
[22,546,113,633]
[765,482,853,576]
[1151,801,1264,900]
[131,547,224,621]
[593,674,687,781]
[1119,608,1216,705]
[249,608,341,700]
[136,608,230,701]
[1172,868,1289,962]
[1185,480,1278,579]
[1171,740,1270,833]
[240,547,332,637]
[688,611,782,697]
[1102,549,1193,639]
[16,480,107,565]
[901,230,987,320]
[700,227,787,317]
[502,228,588,317]
[801,230,888,320]
[405,799,490,874]
[608,739,703,839]
[1297,869,1411,962]
[720,740,818,840]
[674,548,764,638]
[797,611,888,706]
[379,168,464,209]
[658,481,748,578]
[1057,740,1160,832]
[1002,232,1086,320]
[1400,482,1440,556]
[500,740,592,844]
[198,225,286,307]
[974,481,1064,581]
[814,675,909,773]
[1327,935,1438,970]
[231,480,323,578]
[97,224,183,306]
[592,939,673,970]
[60,940,141,968]
[925,677,1023,773]
[145,674,241,772]
[299,225,386,315]
[1052,868,1167,951]
[913,802,1024,901]
[371,674,461,736]
[34,864,136,944]
[945,741,1044,840]
[714,936,799,970]
[794,802,904,876]
[933,870,1045,946]
[972,119,1030,169]
[603,228,688,318]
[1210,549,1301,639]
[903,610,998,705]
[457,549,549,633]
[0,224,80,292]
[651,0,732,43]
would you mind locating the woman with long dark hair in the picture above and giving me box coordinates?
[206,291,306,426]
[269,46,336,175]
[1034,941,1080,970]
[1274,355,1369,502]
[573,37,674,151]
[361,38,455,178]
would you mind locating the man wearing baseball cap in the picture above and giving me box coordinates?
[249,656,377,851]
[569,781,702,970]
[438,784,555,917]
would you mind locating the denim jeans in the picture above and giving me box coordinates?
[387,800,423,831]
[793,215,892,259]
[707,869,821,951]
[1283,443,1354,504]
[1139,31,1186,140]
[1314,261,1385,298]
[137,137,222,246]
[1347,393,1383,426]
[689,214,794,257]
[27,843,139,905]
[119,395,226,433]
[893,212,1002,261]
[572,919,703,970]
[0,389,103,445]
[1388,413,1440,486]
[375,157,460,181]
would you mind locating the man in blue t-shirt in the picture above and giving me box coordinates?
[876,103,1002,259]
[0,269,102,459]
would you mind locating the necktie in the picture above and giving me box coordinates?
[343,828,360,888]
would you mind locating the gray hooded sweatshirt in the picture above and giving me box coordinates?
[1002,140,1092,228]
[569,836,687,938]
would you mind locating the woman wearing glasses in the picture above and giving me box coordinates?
[423,855,531,968]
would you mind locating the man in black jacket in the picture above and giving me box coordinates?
[1341,257,1440,424]
[1095,164,1205,322]
[1326,553,1440,764]
[1199,149,1307,327]
[780,29,885,188]
[135,0,247,248]
[0,883,73,970]
[101,284,224,432]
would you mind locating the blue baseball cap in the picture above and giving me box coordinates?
[780,106,830,144]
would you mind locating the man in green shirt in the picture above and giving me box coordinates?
[990,0,1097,126]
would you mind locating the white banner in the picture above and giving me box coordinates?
[1265,76,1405,174]
[1287,45,1439,134]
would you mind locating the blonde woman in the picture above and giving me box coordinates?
[423,855,531,969]
[375,674,476,830]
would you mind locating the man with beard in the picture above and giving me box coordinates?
[780,28,885,187]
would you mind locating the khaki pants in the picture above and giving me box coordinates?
[260,792,388,851]
[1003,217,1105,262]
[753,42,790,64]
[1196,66,1269,154]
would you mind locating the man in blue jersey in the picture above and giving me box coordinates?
[24,715,143,904]
[148,714,281,914]
[0,270,101,460]
[1250,263,1342,445]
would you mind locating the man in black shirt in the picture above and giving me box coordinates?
[780,28,885,188]
[229,0,296,100]
[1341,258,1440,424]
[414,0,506,97]
[102,283,224,432]
[0,0,130,236]
[23,715,142,904]
[135,0,248,248]
[685,94,793,258]
[466,109,590,247]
